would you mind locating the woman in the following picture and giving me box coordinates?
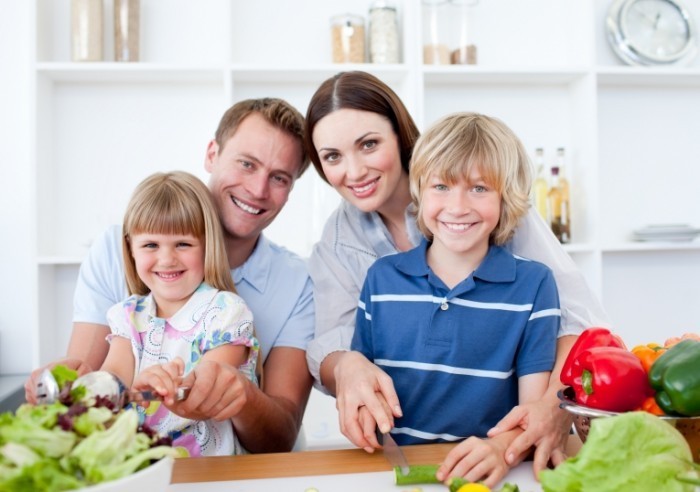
[303,71,609,477]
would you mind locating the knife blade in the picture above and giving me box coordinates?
[377,429,410,476]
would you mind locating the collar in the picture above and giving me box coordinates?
[358,204,424,257]
[231,234,270,294]
[139,283,219,332]
[395,238,516,284]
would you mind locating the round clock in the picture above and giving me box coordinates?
[606,0,698,66]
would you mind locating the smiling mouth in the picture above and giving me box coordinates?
[348,177,379,195]
[156,271,183,279]
[442,222,475,232]
[232,196,263,215]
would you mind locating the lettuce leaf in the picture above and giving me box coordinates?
[540,411,695,492]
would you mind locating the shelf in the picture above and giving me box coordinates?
[37,257,83,266]
[229,64,410,84]
[596,66,700,87]
[422,67,589,86]
[601,241,700,253]
[35,63,225,83]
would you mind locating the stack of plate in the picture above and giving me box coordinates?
[632,224,700,242]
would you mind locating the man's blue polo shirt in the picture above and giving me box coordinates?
[352,239,559,445]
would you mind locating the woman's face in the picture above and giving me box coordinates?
[312,108,405,213]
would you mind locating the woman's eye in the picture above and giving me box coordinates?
[323,152,340,163]
[362,140,377,150]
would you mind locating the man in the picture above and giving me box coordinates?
[25,98,315,453]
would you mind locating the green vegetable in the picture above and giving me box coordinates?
[50,365,78,390]
[539,411,695,491]
[649,339,700,416]
[394,464,440,485]
[447,476,470,491]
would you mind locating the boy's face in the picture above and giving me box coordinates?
[421,166,501,260]
[205,113,302,244]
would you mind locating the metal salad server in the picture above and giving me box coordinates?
[36,369,190,407]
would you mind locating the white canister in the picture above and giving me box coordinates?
[71,0,103,62]
[369,1,400,64]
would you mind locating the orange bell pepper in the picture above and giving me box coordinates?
[631,343,666,373]
[640,395,665,416]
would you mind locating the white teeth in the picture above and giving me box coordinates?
[157,272,180,279]
[444,222,471,231]
[351,181,376,193]
[233,197,262,215]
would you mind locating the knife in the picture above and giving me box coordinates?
[377,429,410,476]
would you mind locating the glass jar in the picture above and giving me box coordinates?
[114,0,140,62]
[450,0,478,64]
[369,1,400,64]
[422,0,450,65]
[330,14,366,63]
[71,0,103,62]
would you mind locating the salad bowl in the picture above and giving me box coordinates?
[83,456,174,492]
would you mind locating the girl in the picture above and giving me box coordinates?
[351,112,559,487]
[100,171,259,457]
[303,71,609,476]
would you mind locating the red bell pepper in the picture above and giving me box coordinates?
[561,327,627,386]
[565,346,650,412]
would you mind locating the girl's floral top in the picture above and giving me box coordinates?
[106,282,259,456]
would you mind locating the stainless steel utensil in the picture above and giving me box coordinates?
[36,369,189,407]
[377,429,410,476]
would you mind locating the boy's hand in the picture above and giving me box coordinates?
[437,436,511,489]
[132,357,185,406]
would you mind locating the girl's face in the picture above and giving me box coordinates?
[421,165,501,259]
[312,108,406,213]
[129,232,205,318]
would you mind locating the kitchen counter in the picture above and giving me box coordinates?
[168,438,583,491]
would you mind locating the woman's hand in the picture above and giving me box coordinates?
[486,394,572,478]
[334,351,402,451]
[24,358,93,404]
[437,435,511,489]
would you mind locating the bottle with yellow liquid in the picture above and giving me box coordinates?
[532,148,549,223]
[549,158,570,243]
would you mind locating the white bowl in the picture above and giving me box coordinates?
[82,456,174,492]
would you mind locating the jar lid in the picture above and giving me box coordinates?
[370,0,396,10]
[330,13,365,25]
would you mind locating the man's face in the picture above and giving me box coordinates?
[205,113,303,243]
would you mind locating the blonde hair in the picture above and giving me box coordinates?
[122,171,236,295]
[409,112,532,245]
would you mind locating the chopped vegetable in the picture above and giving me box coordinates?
[649,339,700,416]
[394,464,440,485]
[631,343,666,373]
[540,411,695,491]
[0,365,177,491]
[455,483,490,492]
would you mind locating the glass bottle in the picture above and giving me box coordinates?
[71,0,103,62]
[549,165,571,243]
[422,0,450,65]
[369,1,400,64]
[330,14,366,63]
[556,147,571,242]
[450,0,478,64]
[114,0,140,62]
[532,148,549,223]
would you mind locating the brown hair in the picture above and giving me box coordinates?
[215,98,310,178]
[304,71,420,183]
[122,171,236,295]
[409,112,532,245]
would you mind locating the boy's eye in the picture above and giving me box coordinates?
[434,183,448,191]
[473,185,488,193]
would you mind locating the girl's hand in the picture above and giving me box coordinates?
[334,351,402,450]
[132,357,185,406]
[437,436,511,489]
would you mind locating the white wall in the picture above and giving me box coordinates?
[0,2,34,374]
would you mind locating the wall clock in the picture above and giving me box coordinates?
[606,0,698,66]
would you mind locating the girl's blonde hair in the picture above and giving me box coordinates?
[409,112,532,246]
[122,171,235,295]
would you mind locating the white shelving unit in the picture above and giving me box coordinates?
[24,0,700,371]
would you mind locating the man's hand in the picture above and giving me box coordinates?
[334,351,402,451]
[24,358,93,404]
[487,395,573,478]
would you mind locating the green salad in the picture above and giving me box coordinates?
[0,366,177,491]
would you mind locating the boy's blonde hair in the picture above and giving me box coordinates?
[122,171,236,295]
[409,112,532,246]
